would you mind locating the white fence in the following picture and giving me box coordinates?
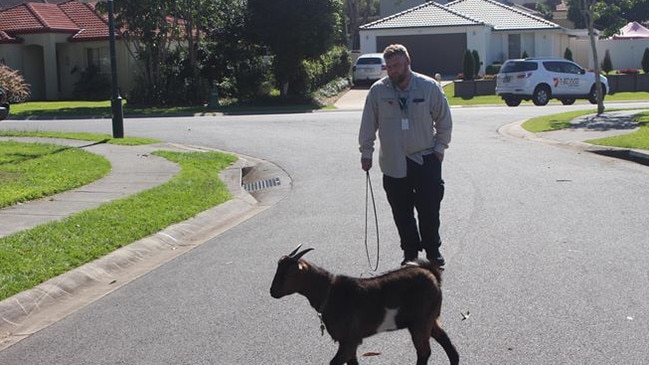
[570,38,649,71]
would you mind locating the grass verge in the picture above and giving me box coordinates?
[0,150,237,300]
[0,130,159,146]
[586,111,649,150]
[0,141,111,208]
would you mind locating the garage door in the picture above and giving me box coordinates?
[377,33,467,78]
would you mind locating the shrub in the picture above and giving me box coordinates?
[601,50,613,75]
[642,48,649,74]
[462,50,475,80]
[485,64,501,75]
[298,45,351,95]
[73,65,111,101]
[0,64,31,103]
[472,50,481,76]
[564,48,573,61]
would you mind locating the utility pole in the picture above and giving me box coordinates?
[108,0,124,138]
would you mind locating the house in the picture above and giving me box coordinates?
[0,0,134,100]
[361,0,568,77]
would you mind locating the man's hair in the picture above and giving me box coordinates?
[383,44,410,61]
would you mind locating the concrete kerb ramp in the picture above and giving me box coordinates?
[0,143,291,351]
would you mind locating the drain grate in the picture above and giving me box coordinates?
[243,177,281,192]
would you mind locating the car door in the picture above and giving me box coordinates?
[549,61,590,96]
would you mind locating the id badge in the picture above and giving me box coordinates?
[401,118,409,131]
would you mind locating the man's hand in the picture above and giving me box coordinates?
[434,151,444,162]
[361,157,372,171]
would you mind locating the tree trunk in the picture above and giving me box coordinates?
[582,0,605,115]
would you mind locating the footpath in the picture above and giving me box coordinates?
[1,108,648,350]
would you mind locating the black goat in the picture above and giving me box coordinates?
[270,245,459,365]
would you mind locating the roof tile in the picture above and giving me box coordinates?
[361,0,560,31]
[446,0,560,30]
[361,1,482,30]
[0,0,112,41]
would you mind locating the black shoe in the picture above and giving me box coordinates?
[401,249,418,265]
[426,248,446,267]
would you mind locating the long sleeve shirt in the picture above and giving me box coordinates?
[358,72,453,178]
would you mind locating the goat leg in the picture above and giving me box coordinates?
[329,341,360,365]
[409,323,433,365]
[431,320,459,365]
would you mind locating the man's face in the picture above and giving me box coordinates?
[385,54,409,86]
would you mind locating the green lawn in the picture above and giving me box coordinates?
[0,148,236,300]
[0,140,110,208]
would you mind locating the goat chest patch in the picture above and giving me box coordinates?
[376,308,399,333]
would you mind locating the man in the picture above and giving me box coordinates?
[358,44,452,266]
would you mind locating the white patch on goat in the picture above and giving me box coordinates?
[376,308,399,333]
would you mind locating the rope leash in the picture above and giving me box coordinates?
[364,171,380,271]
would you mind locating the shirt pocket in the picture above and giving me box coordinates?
[409,93,429,117]
[378,96,401,120]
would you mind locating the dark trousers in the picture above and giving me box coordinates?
[383,154,444,253]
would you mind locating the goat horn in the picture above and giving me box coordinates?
[288,244,303,257]
[292,247,314,260]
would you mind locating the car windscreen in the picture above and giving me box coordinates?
[356,58,383,65]
[501,61,538,73]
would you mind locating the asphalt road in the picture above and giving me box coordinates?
[1,102,648,364]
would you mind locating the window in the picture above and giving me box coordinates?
[86,47,109,73]
[508,34,521,59]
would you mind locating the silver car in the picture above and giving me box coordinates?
[352,53,388,85]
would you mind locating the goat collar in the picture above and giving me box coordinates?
[316,278,334,336]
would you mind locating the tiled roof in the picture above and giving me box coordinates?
[361,0,560,31]
[446,0,560,30]
[59,1,109,40]
[361,1,483,30]
[0,0,69,11]
[0,0,113,42]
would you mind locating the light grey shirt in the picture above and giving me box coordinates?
[358,71,453,178]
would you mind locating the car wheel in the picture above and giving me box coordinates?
[589,85,606,104]
[504,97,521,107]
[532,85,550,106]
[560,98,576,105]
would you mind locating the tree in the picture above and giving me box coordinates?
[601,49,613,74]
[472,50,481,77]
[344,0,380,50]
[642,48,649,74]
[578,0,605,115]
[200,0,271,100]
[462,50,475,80]
[248,0,344,96]
[99,0,207,105]
[567,0,649,37]
[564,47,573,61]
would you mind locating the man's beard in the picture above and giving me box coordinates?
[390,72,407,86]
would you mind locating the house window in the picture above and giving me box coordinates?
[86,47,109,73]
[508,34,521,59]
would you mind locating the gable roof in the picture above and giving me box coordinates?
[446,0,560,31]
[361,1,483,30]
[0,0,112,43]
[361,0,561,32]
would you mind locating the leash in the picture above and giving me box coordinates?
[364,171,380,271]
